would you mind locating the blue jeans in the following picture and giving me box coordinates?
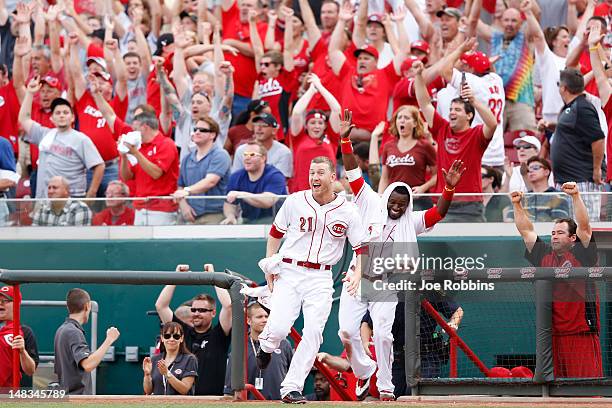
[87,161,119,197]
[232,94,252,124]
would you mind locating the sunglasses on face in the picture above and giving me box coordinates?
[193,127,213,133]
[260,62,271,67]
[528,165,544,172]
[243,151,263,158]
[163,333,182,340]
[191,307,214,313]
[515,145,534,150]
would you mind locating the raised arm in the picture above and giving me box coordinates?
[0,0,7,26]
[588,24,612,106]
[352,0,368,48]
[566,0,595,68]
[392,6,410,52]
[290,84,317,135]
[105,38,128,100]
[18,77,41,134]
[204,264,232,335]
[434,160,465,218]
[328,2,353,75]
[522,0,547,55]
[46,5,64,73]
[413,61,435,127]
[311,73,341,131]
[469,0,492,43]
[561,182,592,244]
[132,8,153,76]
[249,10,264,72]
[461,82,497,139]
[404,0,435,41]
[281,6,295,72]
[12,36,30,102]
[67,33,87,100]
[155,265,189,323]
[567,0,578,36]
[264,10,279,50]
[510,191,537,251]
[171,30,192,100]
[297,0,321,49]
[90,79,118,130]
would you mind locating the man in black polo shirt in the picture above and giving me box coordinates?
[54,288,120,394]
[550,68,605,222]
[155,264,232,395]
[511,183,603,378]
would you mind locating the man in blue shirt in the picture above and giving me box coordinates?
[221,141,287,224]
[173,117,231,224]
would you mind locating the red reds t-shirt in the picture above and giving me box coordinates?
[430,111,490,200]
[0,82,20,156]
[579,51,599,96]
[92,207,135,226]
[381,139,436,188]
[525,236,600,335]
[288,129,338,193]
[129,133,179,212]
[338,61,400,132]
[222,3,268,98]
[603,98,612,181]
[75,91,128,161]
[309,39,356,111]
[392,76,446,112]
[0,322,23,387]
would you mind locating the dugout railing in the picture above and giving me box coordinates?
[399,266,612,397]
[0,269,249,399]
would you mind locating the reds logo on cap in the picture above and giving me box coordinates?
[327,221,348,237]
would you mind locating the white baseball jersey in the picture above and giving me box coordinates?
[272,190,368,266]
[436,69,506,166]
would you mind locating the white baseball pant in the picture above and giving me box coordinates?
[258,265,334,396]
[338,281,397,393]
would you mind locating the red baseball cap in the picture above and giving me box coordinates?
[354,44,379,60]
[488,366,512,378]
[400,56,420,73]
[41,74,62,91]
[0,286,19,303]
[367,13,385,26]
[460,51,491,75]
[410,40,430,55]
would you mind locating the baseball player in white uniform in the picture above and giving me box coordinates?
[336,110,465,401]
[257,155,369,404]
[436,52,506,168]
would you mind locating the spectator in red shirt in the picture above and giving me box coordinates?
[68,31,128,198]
[414,60,497,222]
[92,181,135,226]
[220,0,268,117]
[119,110,179,226]
[250,8,296,138]
[328,3,409,142]
[378,105,437,210]
[225,99,271,157]
[288,73,341,193]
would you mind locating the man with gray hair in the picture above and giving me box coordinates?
[118,110,179,225]
[92,181,135,226]
[31,176,92,226]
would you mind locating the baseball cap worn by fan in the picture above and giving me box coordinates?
[401,56,421,73]
[253,113,278,128]
[367,13,385,27]
[154,33,175,56]
[86,43,108,71]
[354,44,379,60]
[513,133,541,152]
[0,286,20,304]
[436,7,462,20]
[460,51,491,75]
[93,70,113,84]
[41,74,62,91]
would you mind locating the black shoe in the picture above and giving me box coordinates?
[281,391,306,404]
[256,349,271,370]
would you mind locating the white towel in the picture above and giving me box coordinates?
[240,284,272,311]
[118,131,142,165]
[257,253,283,276]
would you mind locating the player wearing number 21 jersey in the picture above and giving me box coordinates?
[256,156,368,403]
[436,58,505,168]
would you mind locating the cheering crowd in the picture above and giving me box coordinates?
[0,0,610,226]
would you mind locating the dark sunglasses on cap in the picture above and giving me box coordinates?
[193,127,213,133]
[191,307,214,313]
[163,333,182,340]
